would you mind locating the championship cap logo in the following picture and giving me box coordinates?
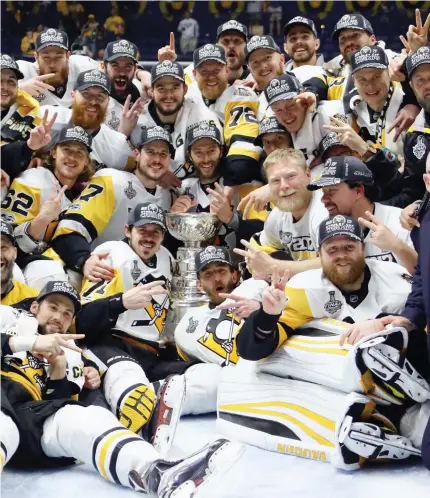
[1,54,12,62]
[118,40,129,49]
[332,215,346,225]
[148,203,159,212]
[46,28,57,36]
[204,44,215,52]
[72,126,85,136]
[91,69,102,77]
[269,79,280,88]
[162,60,173,68]
[206,246,217,255]
[360,46,371,55]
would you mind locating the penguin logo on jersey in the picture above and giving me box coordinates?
[130,260,142,280]
[186,316,199,334]
[108,110,120,130]
[280,231,292,247]
[413,136,426,160]
[324,291,342,315]
[199,310,241,364]
[124,181,137,199]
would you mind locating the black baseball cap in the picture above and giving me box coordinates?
[0,220,15,245]
[75,69,111,93]
[193,44,226,68]
[151,60,185,85]
[0,54,24,80]
[308,156,373,191]
[245,35,281,62]
[318,132,346,160]
[332,14,374,41]
[216,20,248,41]
[318,215,364,248]
[254,116,288,146]
[283,16,318,38]
[264,73,302,108]
[195,246,233,273]
[104,39,138,62]
[406,46,430,77]
[36,280,82,314]
[186,121,222,149]
[127,202,166,230]
[57,126,92,152]
[36,28,69,52]
[139,126,175,157]
[350,45,388,74]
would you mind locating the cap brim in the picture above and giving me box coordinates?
[133,219,166,230]
[195,57,226,68]
[267,91,298,108]
[254,128,286,146]
[36,42,68,52]
[332,26,372,40]
[152,73,185,84]
[1,66,24,80]
[283,22,316,37]
[216,28,247,41]
[0,231,15,245]
[351,62,388,74]
[319,232,363,247]
[197,258,233,272]
[57,138,92,153]
[104,53,137,62]
[140,136,175,157]
[408,59,430,77]
[76,82,110,93]
[246,46,278,62]
[307,177,342,191]
[188,135,222,149]
[36,290,81,313]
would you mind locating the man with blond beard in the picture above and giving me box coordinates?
[17,28,97,107]
[40,69,135,170]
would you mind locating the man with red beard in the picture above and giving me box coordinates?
[17,28,97,108]
[40,69,135,170]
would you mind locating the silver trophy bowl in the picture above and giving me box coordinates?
[165,213,222,332]
[166,213,221,246]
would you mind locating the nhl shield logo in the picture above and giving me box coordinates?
[324,291,342,315]
[413,136,426,160]
[124,181,137,199]
[280,231,292,247]
[130,260,142,280]
[108,110,120,130]
[186,316,199,334]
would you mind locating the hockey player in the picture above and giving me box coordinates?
[76,204,223,426]
[217,216,430,470]
[190,43,261,187]
[237,149,328,280]
[51,126,173,283]
[254,115,291,157]
[40,69,135,170]
[175,246,262,366]
[17,28,97,107]
[307,155,416,272]
[386,46,430,207]
[283,17,324,71]
[2,125,94,289]
[0,221,38,308]
[0,285,242,495]
[129,60,221,182]
[265,73,344,172]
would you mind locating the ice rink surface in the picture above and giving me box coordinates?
[2,413,429,498]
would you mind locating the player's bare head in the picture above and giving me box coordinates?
[318,216,366,289]
[187,122,223,182]
[126,203,166,261]
[284,24,320,65]
[408,54,430,113]
[0,224,17,290]
[196,247,238,305]
[0,69,19,110]
[264,149,311,214]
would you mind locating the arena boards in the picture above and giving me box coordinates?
[2,413,429,498]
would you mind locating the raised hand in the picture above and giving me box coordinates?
[400,201,421,231]
[387,104,420,143]
[323,117,368,156]
[31,333,85,358]
[20,73,56,97]
[27,109,58,151]
[83,250,115,282]
[358,210,399,252]
[158,32,177,62]
[122,281,168,310]
[118,95,145,137]
[233,239,275,281]
[159,170,182,189]
[170,195,196,213]
[217,293,261,319]
[406,9,430,53]
[37,185,68,223]
[207,182,233,224]
[237,184,271,220]
[261,268,290,315]
[293,92,317,113]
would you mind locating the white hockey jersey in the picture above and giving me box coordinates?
[280,259,411,333]
[363,202,413,263]
[1,167,74,253]
[174,278,267,365]
[104,81,143,132]
[80,241,174,345]
[40,105,135,170]
[53,168,172,249]
[129,94,222,179]
[257,190,328,260]
[17,55,98,108]
[0,305,84,395]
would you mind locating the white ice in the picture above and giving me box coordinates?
[1,413,429,498]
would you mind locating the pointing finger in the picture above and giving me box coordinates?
[364,210,382,226]
[357,217,377,231]
[170,32,175,51]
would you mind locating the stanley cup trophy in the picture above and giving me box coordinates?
[166,213,221,325]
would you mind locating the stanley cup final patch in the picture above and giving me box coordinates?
[324,291,343,315]
[412,136,426,160]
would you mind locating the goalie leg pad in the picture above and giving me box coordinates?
[400,400,430,449]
